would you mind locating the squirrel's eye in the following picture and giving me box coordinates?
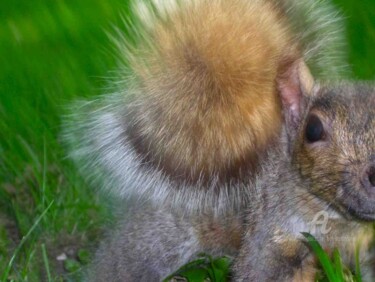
[305,114,324,143]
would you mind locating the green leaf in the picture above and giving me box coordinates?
[77,249,91,265]
[210,257,231,282]
[301,233,338,282]
[64,259,81,273]
[179,267,209,282]
[163,255,232,282]
[163,257,208,281]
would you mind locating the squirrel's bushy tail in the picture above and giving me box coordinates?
[64,0,347,213]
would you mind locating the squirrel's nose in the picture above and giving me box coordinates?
[363,165,375,190]
[361,162,375,192]
[369,167,375,187]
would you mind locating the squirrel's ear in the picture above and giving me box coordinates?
[277,60,314,130]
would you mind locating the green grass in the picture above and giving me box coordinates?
[164,255,231,282]
[302,233,363,282]
[1,0,375,281]
[0,0,129,280]
[168,234,364,282]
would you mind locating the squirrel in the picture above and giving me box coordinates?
[87,68,375,282]
[61,0,374,281]
[232,80,375,280]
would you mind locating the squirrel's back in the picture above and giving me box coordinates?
[65,0,347,213]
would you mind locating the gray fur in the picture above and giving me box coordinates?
[87,206,241,281]
[86,207,201,281]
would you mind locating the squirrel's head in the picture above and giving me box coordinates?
[278,61,375,221]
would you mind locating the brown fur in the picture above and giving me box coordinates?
[65,0,349,215]
[194,214,243,252]
[128,0,300,184]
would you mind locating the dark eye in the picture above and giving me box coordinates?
[305,114,324,143]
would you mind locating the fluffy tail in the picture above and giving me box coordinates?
[63,0,347,214]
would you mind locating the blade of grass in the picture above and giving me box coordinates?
[332,248,345,281]
[301,233,338,282]
[41,243,52,282]
[355,245,362,282]
[1,201,54,282]
[42,137,47,210]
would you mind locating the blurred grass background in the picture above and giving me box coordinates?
[0,0,374,281]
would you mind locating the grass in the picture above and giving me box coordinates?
[167,234,364,282]
[164,255,231,282]
[1,0,375,281]
[0,0,129,280]
[302,233,363,282]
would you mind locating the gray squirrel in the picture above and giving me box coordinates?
[88,65,375,282]
[232,72,375,281]
[63,0,375,280]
